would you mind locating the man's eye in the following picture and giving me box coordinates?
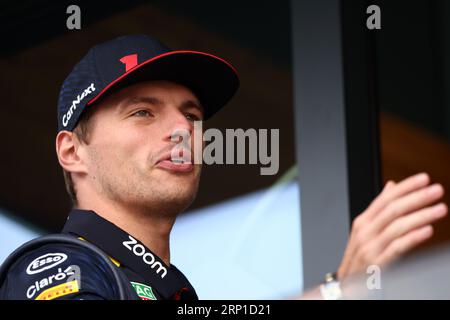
[186,113,201,122]
[133,110,152,117]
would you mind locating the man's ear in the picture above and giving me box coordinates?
[55,131,87,175]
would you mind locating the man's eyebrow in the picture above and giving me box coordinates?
[120,96,164,111]
[180,99,204,117]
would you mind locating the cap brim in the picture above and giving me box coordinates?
[86,50,239,120]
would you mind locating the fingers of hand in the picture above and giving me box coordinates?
[339,174,443,279]
[384,180,396,191]
[369,183,445,235]
[375,225,434,266]
[370,202,447,257]
[363,173,430,221]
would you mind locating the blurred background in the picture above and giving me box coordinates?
[1,0,450,299]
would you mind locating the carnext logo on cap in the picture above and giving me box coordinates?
[62,83,96,128]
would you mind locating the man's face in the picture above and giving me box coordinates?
[79,80,204,216]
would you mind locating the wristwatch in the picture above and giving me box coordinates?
[319,272,343,300]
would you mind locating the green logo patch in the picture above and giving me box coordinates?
[130,281,157,300]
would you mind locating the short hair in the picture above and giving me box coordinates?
[62,105,96,207]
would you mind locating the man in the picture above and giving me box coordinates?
[0,34,446,300]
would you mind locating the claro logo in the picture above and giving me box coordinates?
[123,235,167,279]
[62,83,96,127]
[26,266,75,299]
[26,253,68,275]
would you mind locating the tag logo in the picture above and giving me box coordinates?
[123,235,167,279]
[131,281,157,300]
[62,82,96,127]
[26,253,68,275]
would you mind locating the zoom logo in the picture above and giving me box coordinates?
[26,253,68,275]
[123,235,167,278]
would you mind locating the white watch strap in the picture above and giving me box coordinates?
[320,281,343,300]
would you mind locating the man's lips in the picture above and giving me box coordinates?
[155,160,194,173]
[155,151,194,173]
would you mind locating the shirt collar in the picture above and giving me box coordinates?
[61,209,197,300]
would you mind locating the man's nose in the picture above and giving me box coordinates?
[163,110,193,142]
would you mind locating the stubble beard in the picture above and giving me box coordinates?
[95,161,201,219]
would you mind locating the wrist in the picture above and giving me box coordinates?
[336,265,346,280]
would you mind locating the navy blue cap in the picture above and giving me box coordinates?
[57,34,239,132]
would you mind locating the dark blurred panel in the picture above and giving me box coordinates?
[376,0,450,247]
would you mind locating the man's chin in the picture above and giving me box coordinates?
[144,183,198,210]
[151,194,197,216]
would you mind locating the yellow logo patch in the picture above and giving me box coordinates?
[35,280,79,300]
